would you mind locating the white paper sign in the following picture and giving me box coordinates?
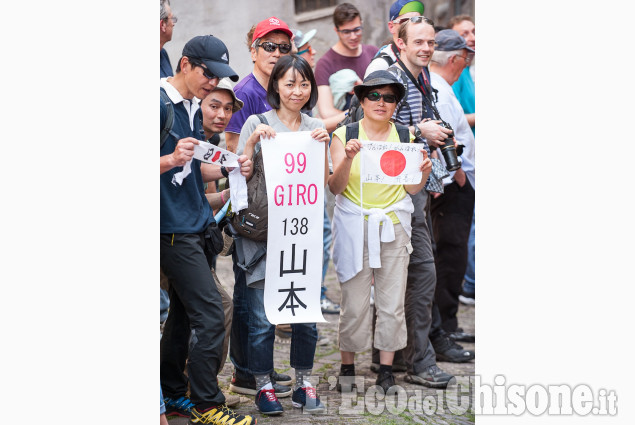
[261,132,326,324]
[193,141,239,166]
[172,142,239,186]
[361,141,423,185]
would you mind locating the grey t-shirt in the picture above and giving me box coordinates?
[235,109,325,287]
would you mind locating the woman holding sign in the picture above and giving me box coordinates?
[329,70,432,394]
[236,54,330,416]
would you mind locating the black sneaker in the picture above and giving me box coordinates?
[336,369,356,393]
[271,371,293,386]
[229,373,292,398]
[448,327,475,343]
[375,369,396,393]
[404,365,456,389]
[432,334,475,363]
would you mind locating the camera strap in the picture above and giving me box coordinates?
[395,57,443,122]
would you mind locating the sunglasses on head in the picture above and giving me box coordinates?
[393,15,435,26]
[365,92,398,103]
[257,42,292,54]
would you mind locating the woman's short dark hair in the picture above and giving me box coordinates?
[267,54,318,111]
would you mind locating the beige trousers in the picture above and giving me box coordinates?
[338,221,410,352]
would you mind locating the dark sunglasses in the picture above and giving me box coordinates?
[257,42,292,54]
[189,59,218,80]
[365,92,398,103]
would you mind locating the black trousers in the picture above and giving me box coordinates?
[160,232,226,409]
[431,180,475,333]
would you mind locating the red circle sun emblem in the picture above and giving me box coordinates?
[380,150,407,177]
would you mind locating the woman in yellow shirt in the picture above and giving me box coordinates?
[329,70,431,393]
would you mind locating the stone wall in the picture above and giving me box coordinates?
[164,0,474,81]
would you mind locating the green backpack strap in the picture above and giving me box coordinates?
[160,89,174,149]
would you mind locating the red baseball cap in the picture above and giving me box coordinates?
[252,16,293,42]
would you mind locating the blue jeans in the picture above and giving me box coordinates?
[246,286,318,375]
[229,249,251,379]
[160,288,170,323]
[463,212,475,293]
[322,202,332,284]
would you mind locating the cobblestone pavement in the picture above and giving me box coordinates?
[168,253,475,425]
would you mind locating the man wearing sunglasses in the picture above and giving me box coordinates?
[225,16,293,153]
[314,2,378,132]
[159,35,257,425]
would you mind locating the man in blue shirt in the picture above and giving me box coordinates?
[160,35,255,425]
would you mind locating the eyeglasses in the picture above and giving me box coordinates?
[189,60,218,80]
[297,46,311,55]
[365,92,397,103]
[455,54,473,64]
[164,16,178,24]
[256,42,292,54]
[336,26,363,35]
[393,15,434,26]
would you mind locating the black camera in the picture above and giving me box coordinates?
[438,121,463,172]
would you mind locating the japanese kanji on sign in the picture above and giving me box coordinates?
[360,141,424,185]
[260,132,327,324]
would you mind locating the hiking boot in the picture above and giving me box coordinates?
[432,334,475,363]
[164,395,194,417]
[229,373,292,397]
[404,365,456,389]
[291,382,326,413]
[188,404,255,424]
[375,369,397,393]
[255,387,283,415]
[320,295,341,314]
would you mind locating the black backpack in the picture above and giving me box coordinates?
[344,121,411,145]
[229,114,270,242]
[335,94,364,130]
[160,89,175,148]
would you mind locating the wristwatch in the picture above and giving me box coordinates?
[220,166,229,178]
[413,125,422,139]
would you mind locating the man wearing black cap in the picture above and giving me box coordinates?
[428,29,476,347]
[160,35,255,425]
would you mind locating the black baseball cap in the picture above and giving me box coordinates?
[182,35,239,82]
